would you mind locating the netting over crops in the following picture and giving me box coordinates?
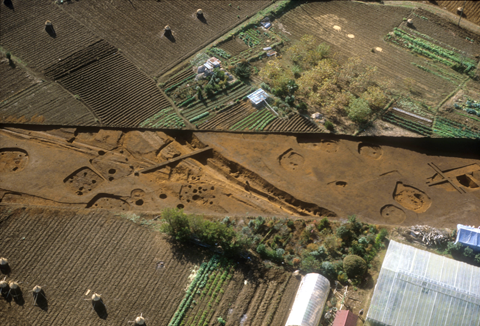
[367,241,480,326]
[285,273,330,326]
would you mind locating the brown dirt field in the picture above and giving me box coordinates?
[0,81,98,126]
[273,1,467,108]
[434,0,480,26]
[1,127,479,228]
[0,206,208,326]
[0,59,37,102]
[0,0,99,72]
[59,0,271,78]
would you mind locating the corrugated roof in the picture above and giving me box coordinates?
[285,273,330,326]
[332,310,358,326]
[247,88,269,105]
[366,241,480,326]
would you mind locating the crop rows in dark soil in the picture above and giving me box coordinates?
[433,116,480,139]
[218,38,249,57]
[59,0,271,77]
[163,66,195,91]
[427,2,480,35]
[382,112,433,136]
[180,83,252,125]
[57,52,171,127]
[43,40,117,80]
[0,0,99,71]
[229,108,276,131]
[0,82,97,126]
[0,206,204,326]
[264,114,320,133]
[198,101,256,130]
[0,60,36,102]
[139,107,185,129]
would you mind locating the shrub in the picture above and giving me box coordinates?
[464,246,474,257]
[260,82,271,92]
[301,255,321,272]
[217,317,226,325]
[347,97,371,123]
[336,225,351,241]
[324,120,334,131]
[235,61,251,79]
[337,271,348,284]
[320,261,336,279]
[475,254,480,264]
[343,255,367,279]
[204,83,215,97]
[287,220,294,228]
[375,228,388,244]
[317,217,330,231]
[160,208,192,241]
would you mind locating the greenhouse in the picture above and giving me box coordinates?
[367,241,480,326]
[285,273,330,326]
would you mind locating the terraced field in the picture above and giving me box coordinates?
[59,0,271,77]
[435,1,480,25]
[0,0,99,71]
[55,46,171,127]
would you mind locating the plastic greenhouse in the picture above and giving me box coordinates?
[367,241,480,326]
[285,273,330,326]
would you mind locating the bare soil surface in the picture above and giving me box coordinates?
[1,127,479,228]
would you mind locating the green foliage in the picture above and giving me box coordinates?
[320,261,336,279]
[375,228,388,244]
[235,60,251,79]
[208,47,232,59]
[6,52,11,60]
[343,255,367,279]
[217,317,226,325]
[347,97,372,123]
[317,217,330,231]
[475,254,480,264]
[336,225,351,241]
[464,246,474,258]
[160,208,192,241]
[301,255,321,272]
[324,120,334,131]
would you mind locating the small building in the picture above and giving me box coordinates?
[455,224,480,252]
[197,57,221,75]
[247,88,269,106]
[285,273,330,326]
[332,310,358,326]
[207,57,221,68]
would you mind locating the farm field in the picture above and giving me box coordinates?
[433,1,480,26]
[59,0,271,78]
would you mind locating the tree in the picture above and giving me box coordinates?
[235,60,251,79]
[343,255,367,279]
[160,208,192,241]
[347,97,371,123]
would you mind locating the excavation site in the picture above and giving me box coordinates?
[1,1,480,326]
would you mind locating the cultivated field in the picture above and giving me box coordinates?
[59,0,271,77]
[435,0,480,25]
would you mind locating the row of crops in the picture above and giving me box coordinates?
[454,100,480,118]
[386,27,477,76]
[168,255,234,326]
[138,107,185,129]
[229,108,276,131]
[433,117,480,139]
[382,111,433,136]
[180,82,252,126]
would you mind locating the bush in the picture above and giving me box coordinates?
[475,254,480,264]
[464,246,474,257]
[343,255,367,279]
[160,208,192,241]
[301,255,321,272]
[204,83,215,97]
[323,120,334,131]
[317,217,330,231]
[320,261,336,279]
[235,61,251,79]
[260,82,271,92]
[336,225,351,241]
[347,97,372,123]
[217,317,226,325]
[375,228,388,244]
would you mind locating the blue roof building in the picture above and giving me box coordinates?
[455,224,480,252]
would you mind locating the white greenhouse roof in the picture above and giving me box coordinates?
[247,88,268,105]
[367,241,480,326]
[285,273,330,326]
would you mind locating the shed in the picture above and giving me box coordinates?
[332,310,358,326]
[455,224,480,252]
[207,57,221,68]
[247,88,269,105]
[366,241,480,326]
[285,273,330,326]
